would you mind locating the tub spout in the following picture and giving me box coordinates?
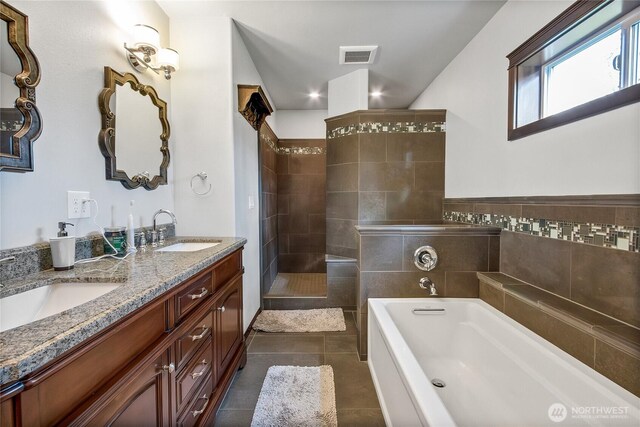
[419,277,438,296]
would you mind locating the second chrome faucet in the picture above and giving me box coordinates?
[419,277,438,296]
[152,209,177,247]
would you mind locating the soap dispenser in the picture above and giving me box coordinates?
[50,222,76,270]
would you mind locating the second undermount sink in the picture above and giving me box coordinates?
[155,242,220,252]
[0,282,121,332]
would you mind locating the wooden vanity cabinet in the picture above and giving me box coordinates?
[74,346,173,427]
[0,248,245,427]
[215,276,243,377]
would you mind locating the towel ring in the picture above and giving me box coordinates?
[190,172,212,195]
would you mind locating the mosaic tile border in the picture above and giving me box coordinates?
[260,132,326,155]
[444,211,639,253]
[327,121,446,139]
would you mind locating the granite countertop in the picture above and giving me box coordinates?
[0,236,246,386]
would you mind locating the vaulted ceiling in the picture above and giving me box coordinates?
[160,1,506,110]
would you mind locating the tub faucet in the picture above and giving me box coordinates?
[152,209,177,246]
[419,277,438,296]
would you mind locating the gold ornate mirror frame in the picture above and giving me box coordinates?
[98,67,170,190]
[238,85,273,130]
[0,1,42,172]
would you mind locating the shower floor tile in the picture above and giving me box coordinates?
[265,273,327,297]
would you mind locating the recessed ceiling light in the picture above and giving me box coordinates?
[309,92,320,98]
[371,91,382,97]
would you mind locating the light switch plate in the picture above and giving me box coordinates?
[67,191,90,219]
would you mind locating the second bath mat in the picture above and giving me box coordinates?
[253,308,346,332]
[251,365,338,427]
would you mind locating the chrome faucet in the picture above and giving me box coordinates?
[419,277,438,296]
[152,209,177,247]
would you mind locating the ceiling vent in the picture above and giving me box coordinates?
[339,46,378,65]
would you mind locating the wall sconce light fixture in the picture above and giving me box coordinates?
[124,24,179,80]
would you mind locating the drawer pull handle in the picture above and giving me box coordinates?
[189,288,208,300]
[217,306,225,313]
[159,363,175,373]
[191,394,209,417]
[189,326,210,341]
[190,360,208,379]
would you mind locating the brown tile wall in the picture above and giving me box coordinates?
[445,196,640,328]
[355,229,500,359]
[259,124,278,294]
[447,196,640,396]
[277,139,327,273]
[478,274,640,396]
[326,110,446,260]
[444,195,640,327]
[327,260,357,311]
[500,231,640,327]
[326,128,359,258]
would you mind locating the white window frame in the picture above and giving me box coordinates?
[541,7,640,118]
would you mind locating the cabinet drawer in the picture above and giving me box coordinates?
[177,372,213,427]
[175,271,213,323]
[74,347,172,427]
[214,251,241,290]
[175,310,213,370]
[176,337,213,411]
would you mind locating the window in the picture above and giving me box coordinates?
[507,1,640,141]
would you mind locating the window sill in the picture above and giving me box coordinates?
[508,79,640,141]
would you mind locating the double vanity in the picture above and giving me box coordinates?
[0,237,246,426]
[1,4,247,424]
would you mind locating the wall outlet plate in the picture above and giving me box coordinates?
[67,191,90,219]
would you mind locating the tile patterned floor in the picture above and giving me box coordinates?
[215,311,385,426]
[266,273,328,297]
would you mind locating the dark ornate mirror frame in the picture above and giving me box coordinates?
[0,1,42,172]
[98,66,170,190]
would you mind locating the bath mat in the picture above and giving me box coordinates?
[251,365,337,427]
[253,308,346,333]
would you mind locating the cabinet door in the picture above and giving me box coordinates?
[82,348,172,426]
[215,277,243,377]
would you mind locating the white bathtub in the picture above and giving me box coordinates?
[368,298,640,427]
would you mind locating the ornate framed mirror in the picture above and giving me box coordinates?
[98,66,170,190]
[0,1,42,172]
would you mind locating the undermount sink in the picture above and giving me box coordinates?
[0,282,121,332]
[155,242,220,252]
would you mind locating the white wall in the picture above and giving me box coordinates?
[0,1,173,249]
[231,21,273,331]
[328,69,369,118]
[269,110,327,139]
[170,17,268,331]
[411,0,640,197]
[170,16,235,237]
